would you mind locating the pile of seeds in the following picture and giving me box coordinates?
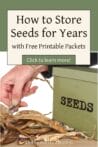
[0,104,88,146]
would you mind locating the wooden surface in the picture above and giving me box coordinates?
[2,139,97,147]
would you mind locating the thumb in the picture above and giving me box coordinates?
[12,81,24,106]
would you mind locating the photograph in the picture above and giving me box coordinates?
[0,0,98,147]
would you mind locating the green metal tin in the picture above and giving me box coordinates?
[53,66,98,139]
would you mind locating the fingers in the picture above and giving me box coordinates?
[23,81,32,93]
[19,101,28,107]
[12,81,24,106]
[23,86,38,97]
[0,80,12,106]
[22,80,38,96]
[11,79,38,106]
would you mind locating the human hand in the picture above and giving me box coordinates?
[0,65,48,107]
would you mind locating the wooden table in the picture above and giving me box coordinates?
[3,139,97,147]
